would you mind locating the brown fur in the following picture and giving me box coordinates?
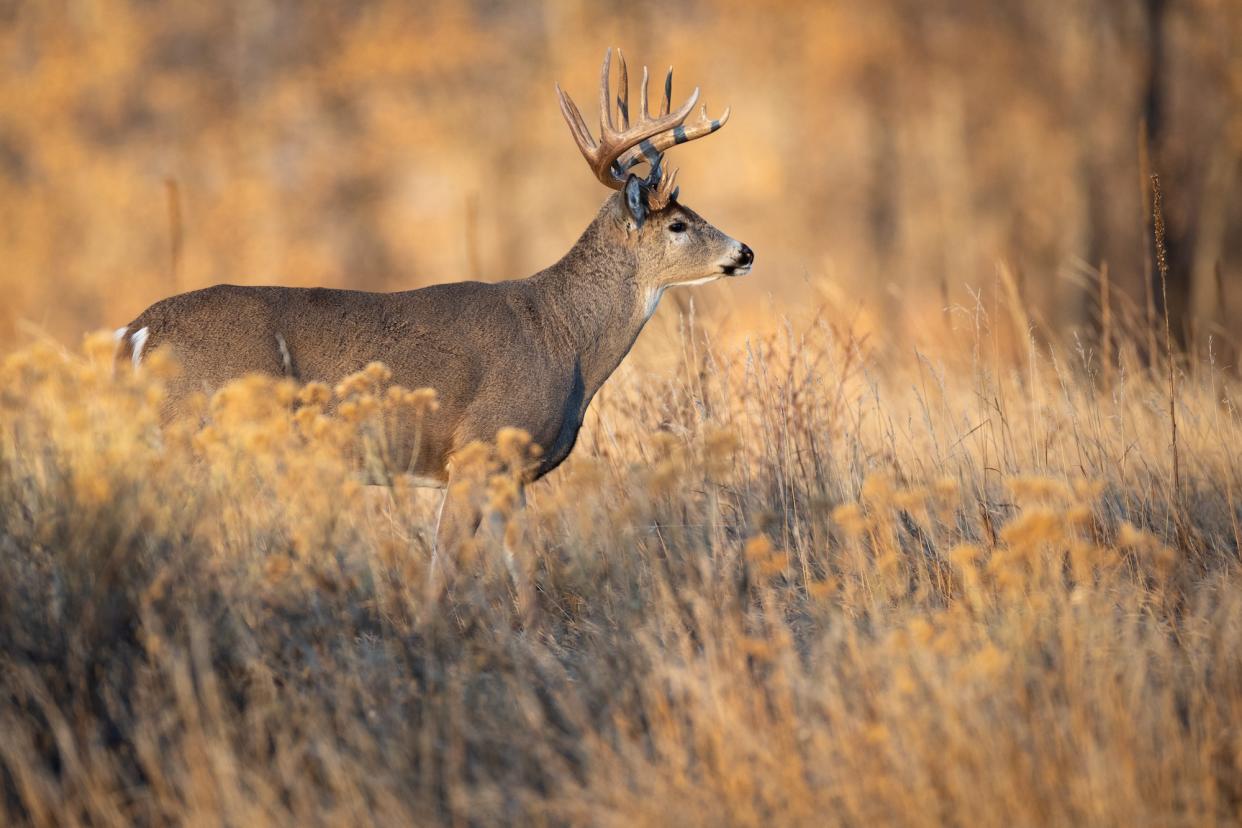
[119,192,751,546]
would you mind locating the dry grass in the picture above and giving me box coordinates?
[2,305,1241,826]
[3,5,1242,822]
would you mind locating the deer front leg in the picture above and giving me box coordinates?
[429,471,480,593]
[432,465,528,591]
[432,471,482,561]
[431,412,538,586]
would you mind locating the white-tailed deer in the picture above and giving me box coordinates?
[116,49,752,549]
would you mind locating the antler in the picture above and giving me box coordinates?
[556,48,730,209]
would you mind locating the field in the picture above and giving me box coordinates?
[3,1,1242,825]
[3,306,1241,824]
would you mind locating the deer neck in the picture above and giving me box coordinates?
[531,211,653,397]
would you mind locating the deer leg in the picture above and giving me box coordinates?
[431,472,482,571]
[485,480,527,585]
[431,471,531,592]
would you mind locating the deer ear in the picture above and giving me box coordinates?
[623,174,648,229]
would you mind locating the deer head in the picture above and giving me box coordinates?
[556,49,753,301]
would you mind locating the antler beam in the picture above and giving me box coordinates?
[556,48,729,208]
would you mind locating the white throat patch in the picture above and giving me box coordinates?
[642,287,667,321]
[643,275,723,322]
[675,275,723,288]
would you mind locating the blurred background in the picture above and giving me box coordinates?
[1,0,1239,361]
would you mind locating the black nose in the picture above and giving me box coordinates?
[737,244,754,267]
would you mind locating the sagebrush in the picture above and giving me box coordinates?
[1,315,1241,826]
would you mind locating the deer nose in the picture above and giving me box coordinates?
[736,244,754,267]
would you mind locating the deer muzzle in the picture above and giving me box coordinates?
[722,242,754,277]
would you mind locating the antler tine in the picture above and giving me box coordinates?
[648,165,679,210]
[616,49,629,130]
[639,65,650,120]
[661,67,672,116]
[599,47,614,134]
[556,82,596,155]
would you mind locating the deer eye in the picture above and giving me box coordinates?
[668,221,687,233]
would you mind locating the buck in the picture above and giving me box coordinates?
[115,49,752,549]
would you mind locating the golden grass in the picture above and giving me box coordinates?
[4,4,1240,823]
[1,309,1240,826]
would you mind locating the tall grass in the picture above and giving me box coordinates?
[2,308,1240,825]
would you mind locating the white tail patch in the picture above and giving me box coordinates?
[130,327,150,369]
[275,332,292,376]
